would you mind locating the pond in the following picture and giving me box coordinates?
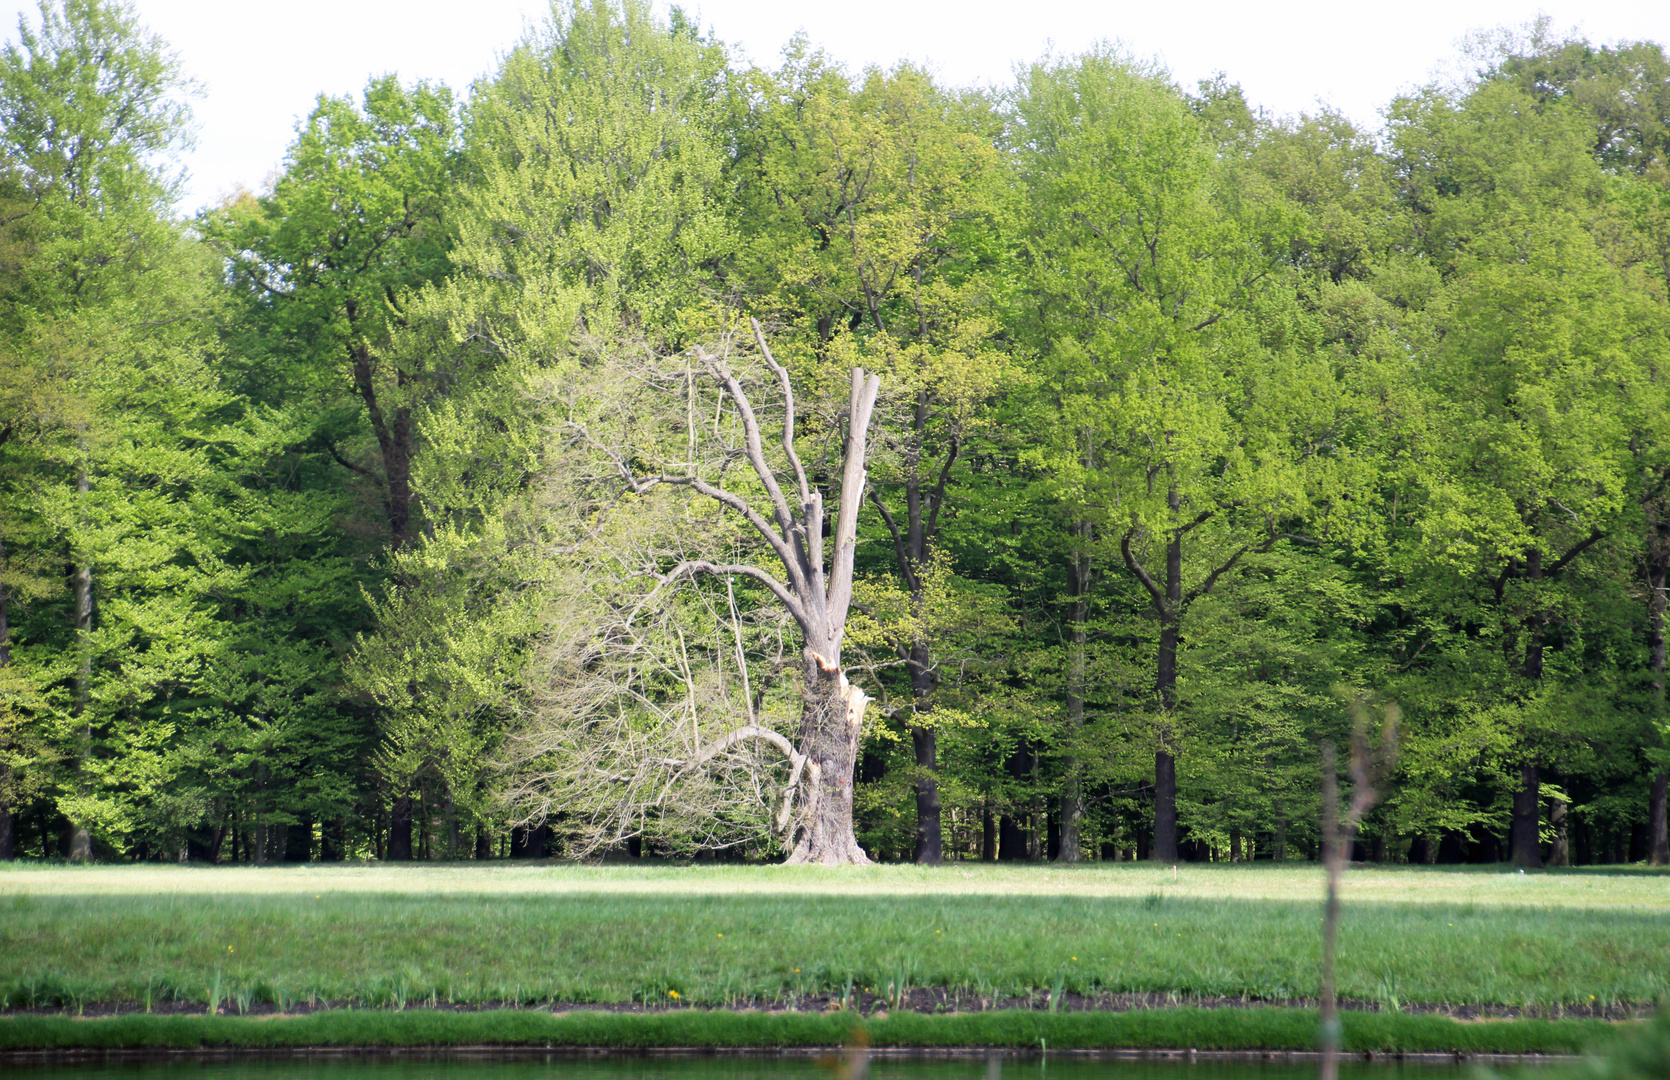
[0,1054,1556,1080]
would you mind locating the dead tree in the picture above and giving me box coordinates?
[514,323,882,865]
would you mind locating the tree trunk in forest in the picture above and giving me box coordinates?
[1510,762,1542,868]
[474,828,491,860]
[785,657,870,864]
[1152,522,1183,864]
[347,336,416,551]
[0,531,12,860]
[1059,533,1090,863]
[869,386,960,866]
[67,467,93,864]
[1549,798,1569,866]
[388,795,413,861]
[1650,773,1669,867]
[1647,494,1669,865]
[910,642,941,864]
[1507,549,1546,870]
[981,802,995,861]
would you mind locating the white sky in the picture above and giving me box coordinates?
[4,0,1669,213]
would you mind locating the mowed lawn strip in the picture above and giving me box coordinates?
[3,864,1667,1011]
[0,1008,1623,1054]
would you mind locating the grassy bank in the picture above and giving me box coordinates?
[2,863,1666,1013]
[0,1007,1626,1055]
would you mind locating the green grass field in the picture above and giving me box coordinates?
[1,862,1666,1016]
[0,1006,1631,1055]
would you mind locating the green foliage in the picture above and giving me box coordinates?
[4,1,1670,869]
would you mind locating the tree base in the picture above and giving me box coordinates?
[784,835,872,865]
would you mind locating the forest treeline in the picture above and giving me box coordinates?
[2,0,1670,867]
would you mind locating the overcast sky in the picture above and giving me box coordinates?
[5,0,1669,212]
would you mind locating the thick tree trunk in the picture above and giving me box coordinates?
[1059,536,1090,863]
[1650,773,1669,867]
[1647,500,1669,866]
[1510,761,1542,868]
[474,828,492,860]
[1154,750,1178,863]
[68,469,93,864]
[1549,798,1570,866]
[786,661,870,865]
[348,340,416,550]
[981,802,995,861]
[388,795,413,861]
[1508,550,1545,869]
[909,642,941,864]
[1152,522,1183,863]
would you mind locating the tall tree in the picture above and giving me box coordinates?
[729,52,1016,862]
[1015,50,1339,862]
[1384,79,1638,868]
[204,76,458,553]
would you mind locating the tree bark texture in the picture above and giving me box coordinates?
[785,661,870,865]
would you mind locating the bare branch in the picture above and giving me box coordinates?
[694,347,800,551]
[657,474,809,596]
[653,559,809,628]
[826,369,883,626]
[1121,527,1167,612]
[868,489,920,595]
[924,435,960,543]
[751,317,812,508]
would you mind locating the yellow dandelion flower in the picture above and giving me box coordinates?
[669,990,680,999]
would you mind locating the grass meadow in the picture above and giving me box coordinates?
[1,862,1666,1016]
